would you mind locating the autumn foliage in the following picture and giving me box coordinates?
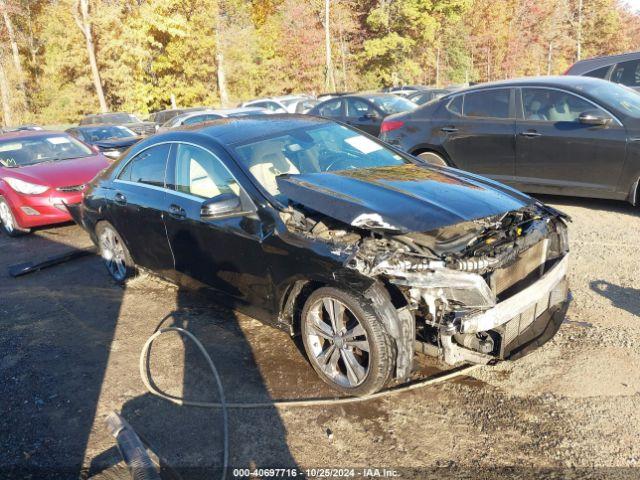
[0,0,639,125]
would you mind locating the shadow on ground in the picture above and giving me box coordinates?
[590,280,640,317]
[0,224,299,479]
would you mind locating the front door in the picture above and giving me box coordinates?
[440,88,516,181]
[109,143,174,275]
[515,87,627,194]
[161,142,271,311]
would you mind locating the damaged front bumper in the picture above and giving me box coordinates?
[436,255,569,365]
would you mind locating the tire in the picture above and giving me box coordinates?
[0,197,30,237]
[95,221,136,283]
[416,151,448,167]
[301,287,395,396]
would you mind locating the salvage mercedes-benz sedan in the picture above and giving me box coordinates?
[68,116,570,395]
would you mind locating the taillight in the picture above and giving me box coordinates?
[380,120,405,133]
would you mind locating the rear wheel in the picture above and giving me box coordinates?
[301,287,395,396]
[0,197,30,237]
[416,151,448,167]
[95,221,136,283]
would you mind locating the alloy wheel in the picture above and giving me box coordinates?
[304,297,371,388]
[0,201,15,233]
[99,226,127,282]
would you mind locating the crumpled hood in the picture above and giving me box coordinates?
[2,154,110,189]
[93,136,141,150]
[277,164,534,233]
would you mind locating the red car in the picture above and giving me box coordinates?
[0,130,110,236]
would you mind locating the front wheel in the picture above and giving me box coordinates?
[301,287,395,396]
[0,197,30,237]
[95,221,136,283]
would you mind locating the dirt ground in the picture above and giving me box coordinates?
[1,194,639,479]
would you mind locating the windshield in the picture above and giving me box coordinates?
[81,126,135,141]
[233,123,411,201]
[365,95,417,114]
[0,134,93,167]
[576,81,640,118]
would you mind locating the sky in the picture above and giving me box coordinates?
[622,0,640,12]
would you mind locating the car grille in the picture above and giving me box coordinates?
[56,184,85,192]
[490,240,549,298]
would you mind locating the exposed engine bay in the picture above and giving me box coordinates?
[280,202,570,370]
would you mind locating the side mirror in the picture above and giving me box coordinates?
[578,110,611,126]
[200,193,243,219]
[90,144,101,154]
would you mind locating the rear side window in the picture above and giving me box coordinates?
[446,96,462,115]
[317,99,343,118]
[463,89,511,119]
[611,59,640,87]
[118,144,170,187]
[583,65,611,79]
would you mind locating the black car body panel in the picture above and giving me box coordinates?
[71,116,570,385]
[277,164,533,233]
[381,76,640,204]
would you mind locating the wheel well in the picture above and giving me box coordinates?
[411,147,452,166]
[280,278,409,336]
[634,178,640,206]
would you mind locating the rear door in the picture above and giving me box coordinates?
[439,88,516,180]
[109,143,174,275]
[514,87,627,194]
[344,97,383,135]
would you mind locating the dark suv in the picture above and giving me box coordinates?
[565,51,640,91]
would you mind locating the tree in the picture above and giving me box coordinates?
[0,0,26,97]
[72,0,107,112]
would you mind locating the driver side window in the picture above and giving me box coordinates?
[522,88,610,123]
[346,99,374,118]
[169,144,240,199]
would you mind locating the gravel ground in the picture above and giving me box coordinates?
[0,194,638,479]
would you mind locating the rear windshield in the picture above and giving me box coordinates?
[0,134,93,167]
[365,95,417,114]
[97,113,141,124]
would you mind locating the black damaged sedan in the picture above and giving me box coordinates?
[69,116,570,395]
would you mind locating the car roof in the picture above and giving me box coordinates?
[162,114,331,146]
[445,75,614,95]
[569,51,640,70]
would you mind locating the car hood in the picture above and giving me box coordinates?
[276,164,534,233]
[93,136,141,149]
[2,154,110,189]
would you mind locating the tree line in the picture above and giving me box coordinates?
[1,0,639,126]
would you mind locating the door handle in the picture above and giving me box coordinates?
[114,192,127,205]
[441,126,458,133]
[168,204,186,219]
[520,130,542,138]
